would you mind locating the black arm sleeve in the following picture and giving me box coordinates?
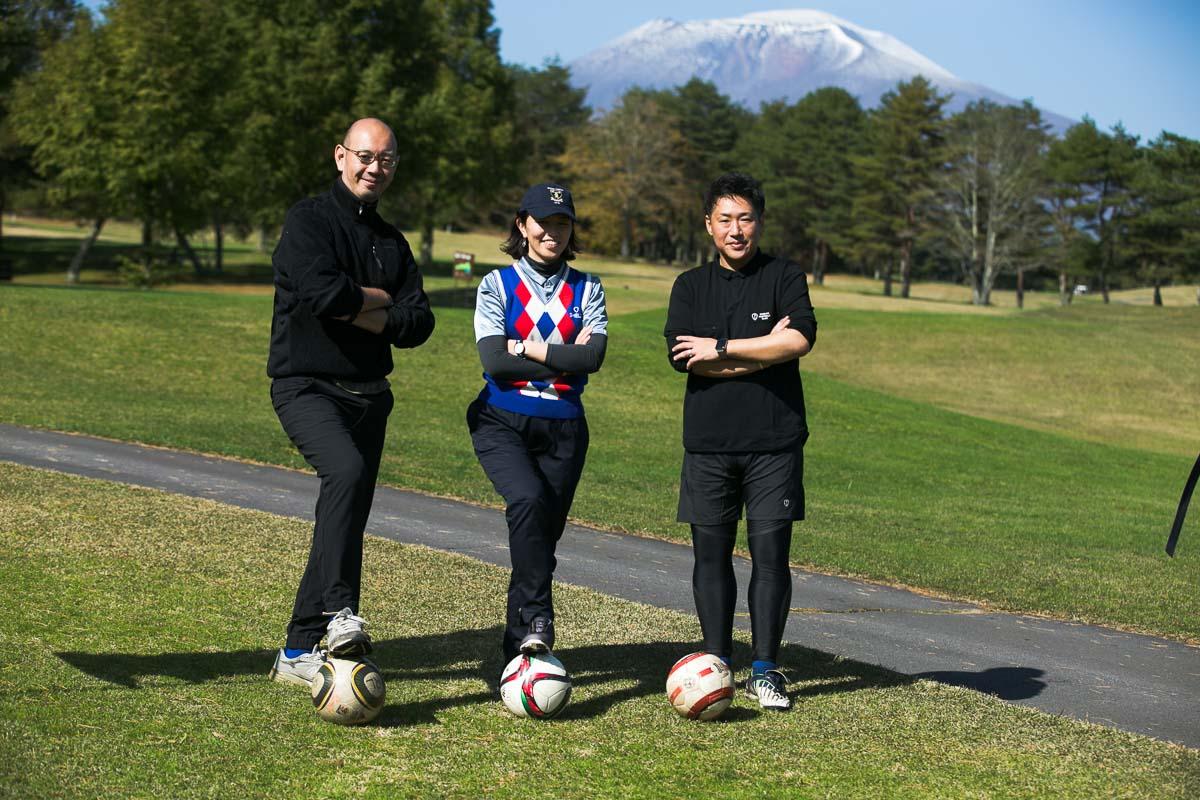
[544,334,607,374]
[781,264,817,348]
[384,246,435,348]
[663,274,692,373]
[276,206,363,319]
[477,335,560,381]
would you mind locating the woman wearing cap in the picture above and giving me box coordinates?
[467,182,608,675]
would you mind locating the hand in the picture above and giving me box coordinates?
[771,315,791,334]
[672,335,719,369]
[575,325,593,346]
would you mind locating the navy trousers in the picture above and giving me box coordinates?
[467,399,589,662]
[271,377,393,650]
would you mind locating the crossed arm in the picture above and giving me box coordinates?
[670,316,811,377]
[336,287,393,334]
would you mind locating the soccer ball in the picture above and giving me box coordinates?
[499,653,572,719]
[666,652,734,721]
[311,656,386,725]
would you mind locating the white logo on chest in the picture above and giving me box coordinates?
[751,311,772,322]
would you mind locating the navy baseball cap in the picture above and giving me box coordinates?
[520,183,576,221]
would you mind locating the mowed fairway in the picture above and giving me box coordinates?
[0,282,1197,640]
[2,464,1197,799]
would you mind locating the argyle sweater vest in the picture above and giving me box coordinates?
[479,264,589,419]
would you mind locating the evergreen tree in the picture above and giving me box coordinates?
[788,87,865,284]
[657,79,751,264]
[1124,133,1200,305]
[735,100,807,259]
[392,0,515,268]
[1042,117,1138,302]
[503,59,590,208]
[850,77,948,298]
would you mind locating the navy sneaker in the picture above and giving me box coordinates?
[746,669,791,711]
[518,617,554,654]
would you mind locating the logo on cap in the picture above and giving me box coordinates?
[549,187,565,204]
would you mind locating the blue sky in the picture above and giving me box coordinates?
[492,0,1200,142]
[79,1,1198,141]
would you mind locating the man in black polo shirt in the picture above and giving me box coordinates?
[664,172,816,711]
[266,117,435,687]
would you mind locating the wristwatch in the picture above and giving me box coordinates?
[715,338,728,357]
[514,341,526,358]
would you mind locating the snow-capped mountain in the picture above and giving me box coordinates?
[569,9,1072,130]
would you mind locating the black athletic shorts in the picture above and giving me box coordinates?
[677,446,805,524]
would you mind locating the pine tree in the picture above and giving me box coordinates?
[1042,118,1138,303]
[391,0,515,268]
[850,77,948,298]
[1124,133,1200,305]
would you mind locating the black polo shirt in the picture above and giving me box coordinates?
[664,250,817,453]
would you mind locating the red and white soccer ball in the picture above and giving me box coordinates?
[310,656,387,725]
[666,652,734,721]
[500,653,572,719]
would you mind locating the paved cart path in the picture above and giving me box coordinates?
[2,424,1197,748]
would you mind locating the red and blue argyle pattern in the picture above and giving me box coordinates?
[479,263,589,419]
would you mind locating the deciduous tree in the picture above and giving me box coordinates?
[934,100,1051,306]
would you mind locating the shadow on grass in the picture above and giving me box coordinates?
[57,626,916,725]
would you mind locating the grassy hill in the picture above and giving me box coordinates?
[1,282,1196,640]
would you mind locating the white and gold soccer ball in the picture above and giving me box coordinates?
[310,656,386,725]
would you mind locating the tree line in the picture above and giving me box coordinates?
[562,78,1200,307]
[2,0,1198,305]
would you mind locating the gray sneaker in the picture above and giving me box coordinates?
[746,669,792,711]
[269,645,326,688]
[324,607,372,656]
[519,617,554,654]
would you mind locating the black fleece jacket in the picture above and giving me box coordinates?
[267,179,435,380]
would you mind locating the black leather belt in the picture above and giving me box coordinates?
[334,378,391,395]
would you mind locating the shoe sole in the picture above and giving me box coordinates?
[269,666,314,688]
[518,638,550,655]
[327,637,373,658]
[745,685,792,711]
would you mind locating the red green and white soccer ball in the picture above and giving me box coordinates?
[666,652,734,721]
[310,656,387,725]
[500,653,572,719]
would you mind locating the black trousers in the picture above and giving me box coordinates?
[467,399,589,663]
[271,377,393,650]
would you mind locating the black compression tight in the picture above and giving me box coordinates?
[691,520,794,663]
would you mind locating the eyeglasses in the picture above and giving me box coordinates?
[340,144,398,170]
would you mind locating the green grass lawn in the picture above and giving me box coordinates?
[1,284,1196,642]
[2,463,1196,799]
[806,304,1200,457]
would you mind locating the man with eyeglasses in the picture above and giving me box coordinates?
[267,117,435,687]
